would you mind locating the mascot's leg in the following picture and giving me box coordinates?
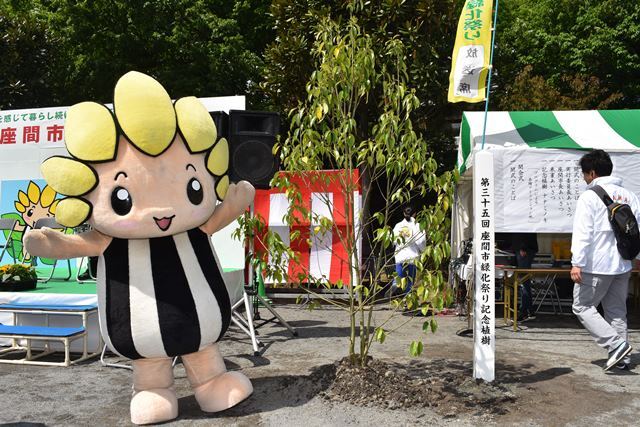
[130,356,178,425]
[181,343,253,412]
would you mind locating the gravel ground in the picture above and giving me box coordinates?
[1,303,639,426]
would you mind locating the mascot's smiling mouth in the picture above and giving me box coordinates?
[154,215,175,231]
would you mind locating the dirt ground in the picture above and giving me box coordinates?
[1,303,640,426]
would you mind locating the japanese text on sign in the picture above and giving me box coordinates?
[478,176,492,347]
[0,107,68,146]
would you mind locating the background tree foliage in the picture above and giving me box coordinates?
[0,0,274,109]
[0,1,63,109]
[262,0,463,170]
[494,0,640,110]
[498,65,622,111]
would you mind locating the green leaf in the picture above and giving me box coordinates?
[430,319,438,333]
[409,340,423,357]
[422,320,429,332]
[375,327,386,344]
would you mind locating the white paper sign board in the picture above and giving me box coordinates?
[490,148,640,232]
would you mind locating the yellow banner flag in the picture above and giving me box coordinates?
[448,0,494,103]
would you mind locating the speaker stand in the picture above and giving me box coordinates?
[246,284,298,336]
[246,202,297,338]
[230,291,264,356]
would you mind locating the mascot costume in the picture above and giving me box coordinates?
[24,71,255,425]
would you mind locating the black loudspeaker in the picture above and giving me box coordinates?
[228,110,280,189]
[209,111,229,140]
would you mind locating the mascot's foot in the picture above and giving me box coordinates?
[193,371,253,413]
[131,356,177,425]
[182,344,253,412]
[130,387,178,425]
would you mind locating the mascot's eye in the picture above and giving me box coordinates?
[111,186,132,216]
[187,178,203,205]
[26,209,34,217]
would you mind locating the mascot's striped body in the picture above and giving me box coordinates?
[99,228,231,359]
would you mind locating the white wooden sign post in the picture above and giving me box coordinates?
[473,150,495,381]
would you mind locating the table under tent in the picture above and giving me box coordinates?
[451,109,640,316]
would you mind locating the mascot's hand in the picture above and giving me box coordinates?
[225,180,256,211]
[24,228,110,260]
[23,228,59,259]
[201,180,256,235]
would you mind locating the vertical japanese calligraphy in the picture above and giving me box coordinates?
[448,0,494,103]
[501,151,586,231]
[473,150,495,382]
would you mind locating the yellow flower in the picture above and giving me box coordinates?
[14,181,59,215]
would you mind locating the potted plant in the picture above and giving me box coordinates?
[0,264,37,291]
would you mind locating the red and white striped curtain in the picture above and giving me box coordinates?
[253,170,361,286]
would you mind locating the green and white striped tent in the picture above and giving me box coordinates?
[452,110,640,254]
[457,110,640,174]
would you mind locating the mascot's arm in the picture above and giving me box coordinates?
[200,181,255,235]
[24,228,112,259]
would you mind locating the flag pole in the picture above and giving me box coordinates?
[480,0,500,150]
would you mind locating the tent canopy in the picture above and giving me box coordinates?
[458,110,640,174]
[451,110,640,255]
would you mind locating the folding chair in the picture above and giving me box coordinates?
[531,273,563,314]
[0,218,19,264]
[76,256,97,283]
[73,224,97,283]
[33,218,72,282]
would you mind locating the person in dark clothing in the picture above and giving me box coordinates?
[512,233,538,320]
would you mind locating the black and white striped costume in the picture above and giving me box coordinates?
[96,228,231,359]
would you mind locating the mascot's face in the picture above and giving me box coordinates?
[86,135,217,239]
[39,71,231,237]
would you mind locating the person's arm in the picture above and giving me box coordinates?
[24,228,112,259]
[571,194,593,283]
[631,194,640,261]
[200,181,255,235]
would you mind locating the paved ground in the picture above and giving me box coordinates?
[1,303,639,426]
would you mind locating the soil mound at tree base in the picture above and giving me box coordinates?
[312,357,517,417]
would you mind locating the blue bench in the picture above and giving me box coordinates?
[0,304,97,312]
[0,325,85,337]
[0,303,101,367]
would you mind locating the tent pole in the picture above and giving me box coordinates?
[480,0,500,150]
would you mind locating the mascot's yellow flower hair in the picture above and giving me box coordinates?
[41,71,230,227]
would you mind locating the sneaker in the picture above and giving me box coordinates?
[604,341,632,371]
[616,362,630,371]
[517,310,529,322]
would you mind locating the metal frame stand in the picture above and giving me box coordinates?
[76,256,97,283]
[230,290,263,356]
[532,273,563,314]
[246,202,297,340]
[247,283,298,337]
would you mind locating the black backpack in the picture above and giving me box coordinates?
[591,185,640,260]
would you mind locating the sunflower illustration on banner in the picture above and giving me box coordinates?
[0,180,65,265]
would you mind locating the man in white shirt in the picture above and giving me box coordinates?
[390,205,426,296]
[571,149,639,371]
